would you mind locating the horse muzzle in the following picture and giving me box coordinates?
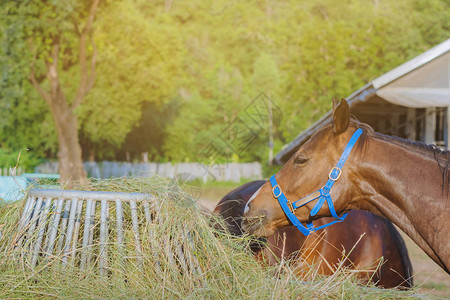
[241,210,274,236]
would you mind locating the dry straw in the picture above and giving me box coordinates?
[0,177,422,299]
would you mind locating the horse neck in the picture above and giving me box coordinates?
[358,133,448,202]
[348,133,449,272]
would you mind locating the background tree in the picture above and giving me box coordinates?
[2,0,100,184]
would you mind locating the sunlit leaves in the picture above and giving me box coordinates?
[78,0,186,157]
[1,0,449,164]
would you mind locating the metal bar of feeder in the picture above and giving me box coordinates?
[80,199,93,270]
[130,200,143,267]
[99,199,109,276]
[62,198,78,265]
[143,200,154,241]
[143,199,161,272]
[88,201,97,246]
[143,200,152,224]
[175,239,189,274]
[18,196,34,232]
[115,199,124,250]
[187,231,202,274]
[22,196,44,257]
[15,196,36,248]
[56,200,72,253]
[86,200,97,267]
[45,198,64,258]
[70,200,84,265]
[27,197,43,236]
[30,197,52,267]
[28,189,152,202]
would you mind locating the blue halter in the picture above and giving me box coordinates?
[270,128,363,236]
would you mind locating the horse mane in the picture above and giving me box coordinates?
[375,131,449,160]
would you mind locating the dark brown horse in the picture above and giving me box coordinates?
[215,181,413,288]
[243,98,449,274]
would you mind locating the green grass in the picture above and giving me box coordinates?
[421,282,447,292]
[0,177,426,299]
[189,178,254,188]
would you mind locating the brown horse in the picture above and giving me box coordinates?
[215,181,413,288]
[242,98,449,274]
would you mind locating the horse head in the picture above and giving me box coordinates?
[242,98,363,236]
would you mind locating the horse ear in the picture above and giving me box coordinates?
[332,98,339,112]
[332,98,350,134]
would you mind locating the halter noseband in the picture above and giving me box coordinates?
[270,128,363,236]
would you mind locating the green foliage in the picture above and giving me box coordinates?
[161,0,450,162]
[0,2,59,158]
[252,53,280,97]
[1,0,449,164]
[79,0,186,158]
[0,148,42,172]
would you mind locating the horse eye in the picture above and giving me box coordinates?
[294,155,308,165]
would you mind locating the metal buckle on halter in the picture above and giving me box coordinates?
[287,200,295,213]
[328,167,342,181]
[272,184,282,198]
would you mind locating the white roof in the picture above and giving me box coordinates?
[372,39,450,89]
[373,39,450,107]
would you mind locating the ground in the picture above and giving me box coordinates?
[194,182,450,299]
[400,232,450,299]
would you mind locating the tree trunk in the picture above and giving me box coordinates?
[49,97,86,186]
[56,115,85,185]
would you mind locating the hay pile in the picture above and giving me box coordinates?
[0,177,421,298]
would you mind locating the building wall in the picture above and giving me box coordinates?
[351,96,449,148]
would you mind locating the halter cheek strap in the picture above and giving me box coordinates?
[270,128,363,236]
